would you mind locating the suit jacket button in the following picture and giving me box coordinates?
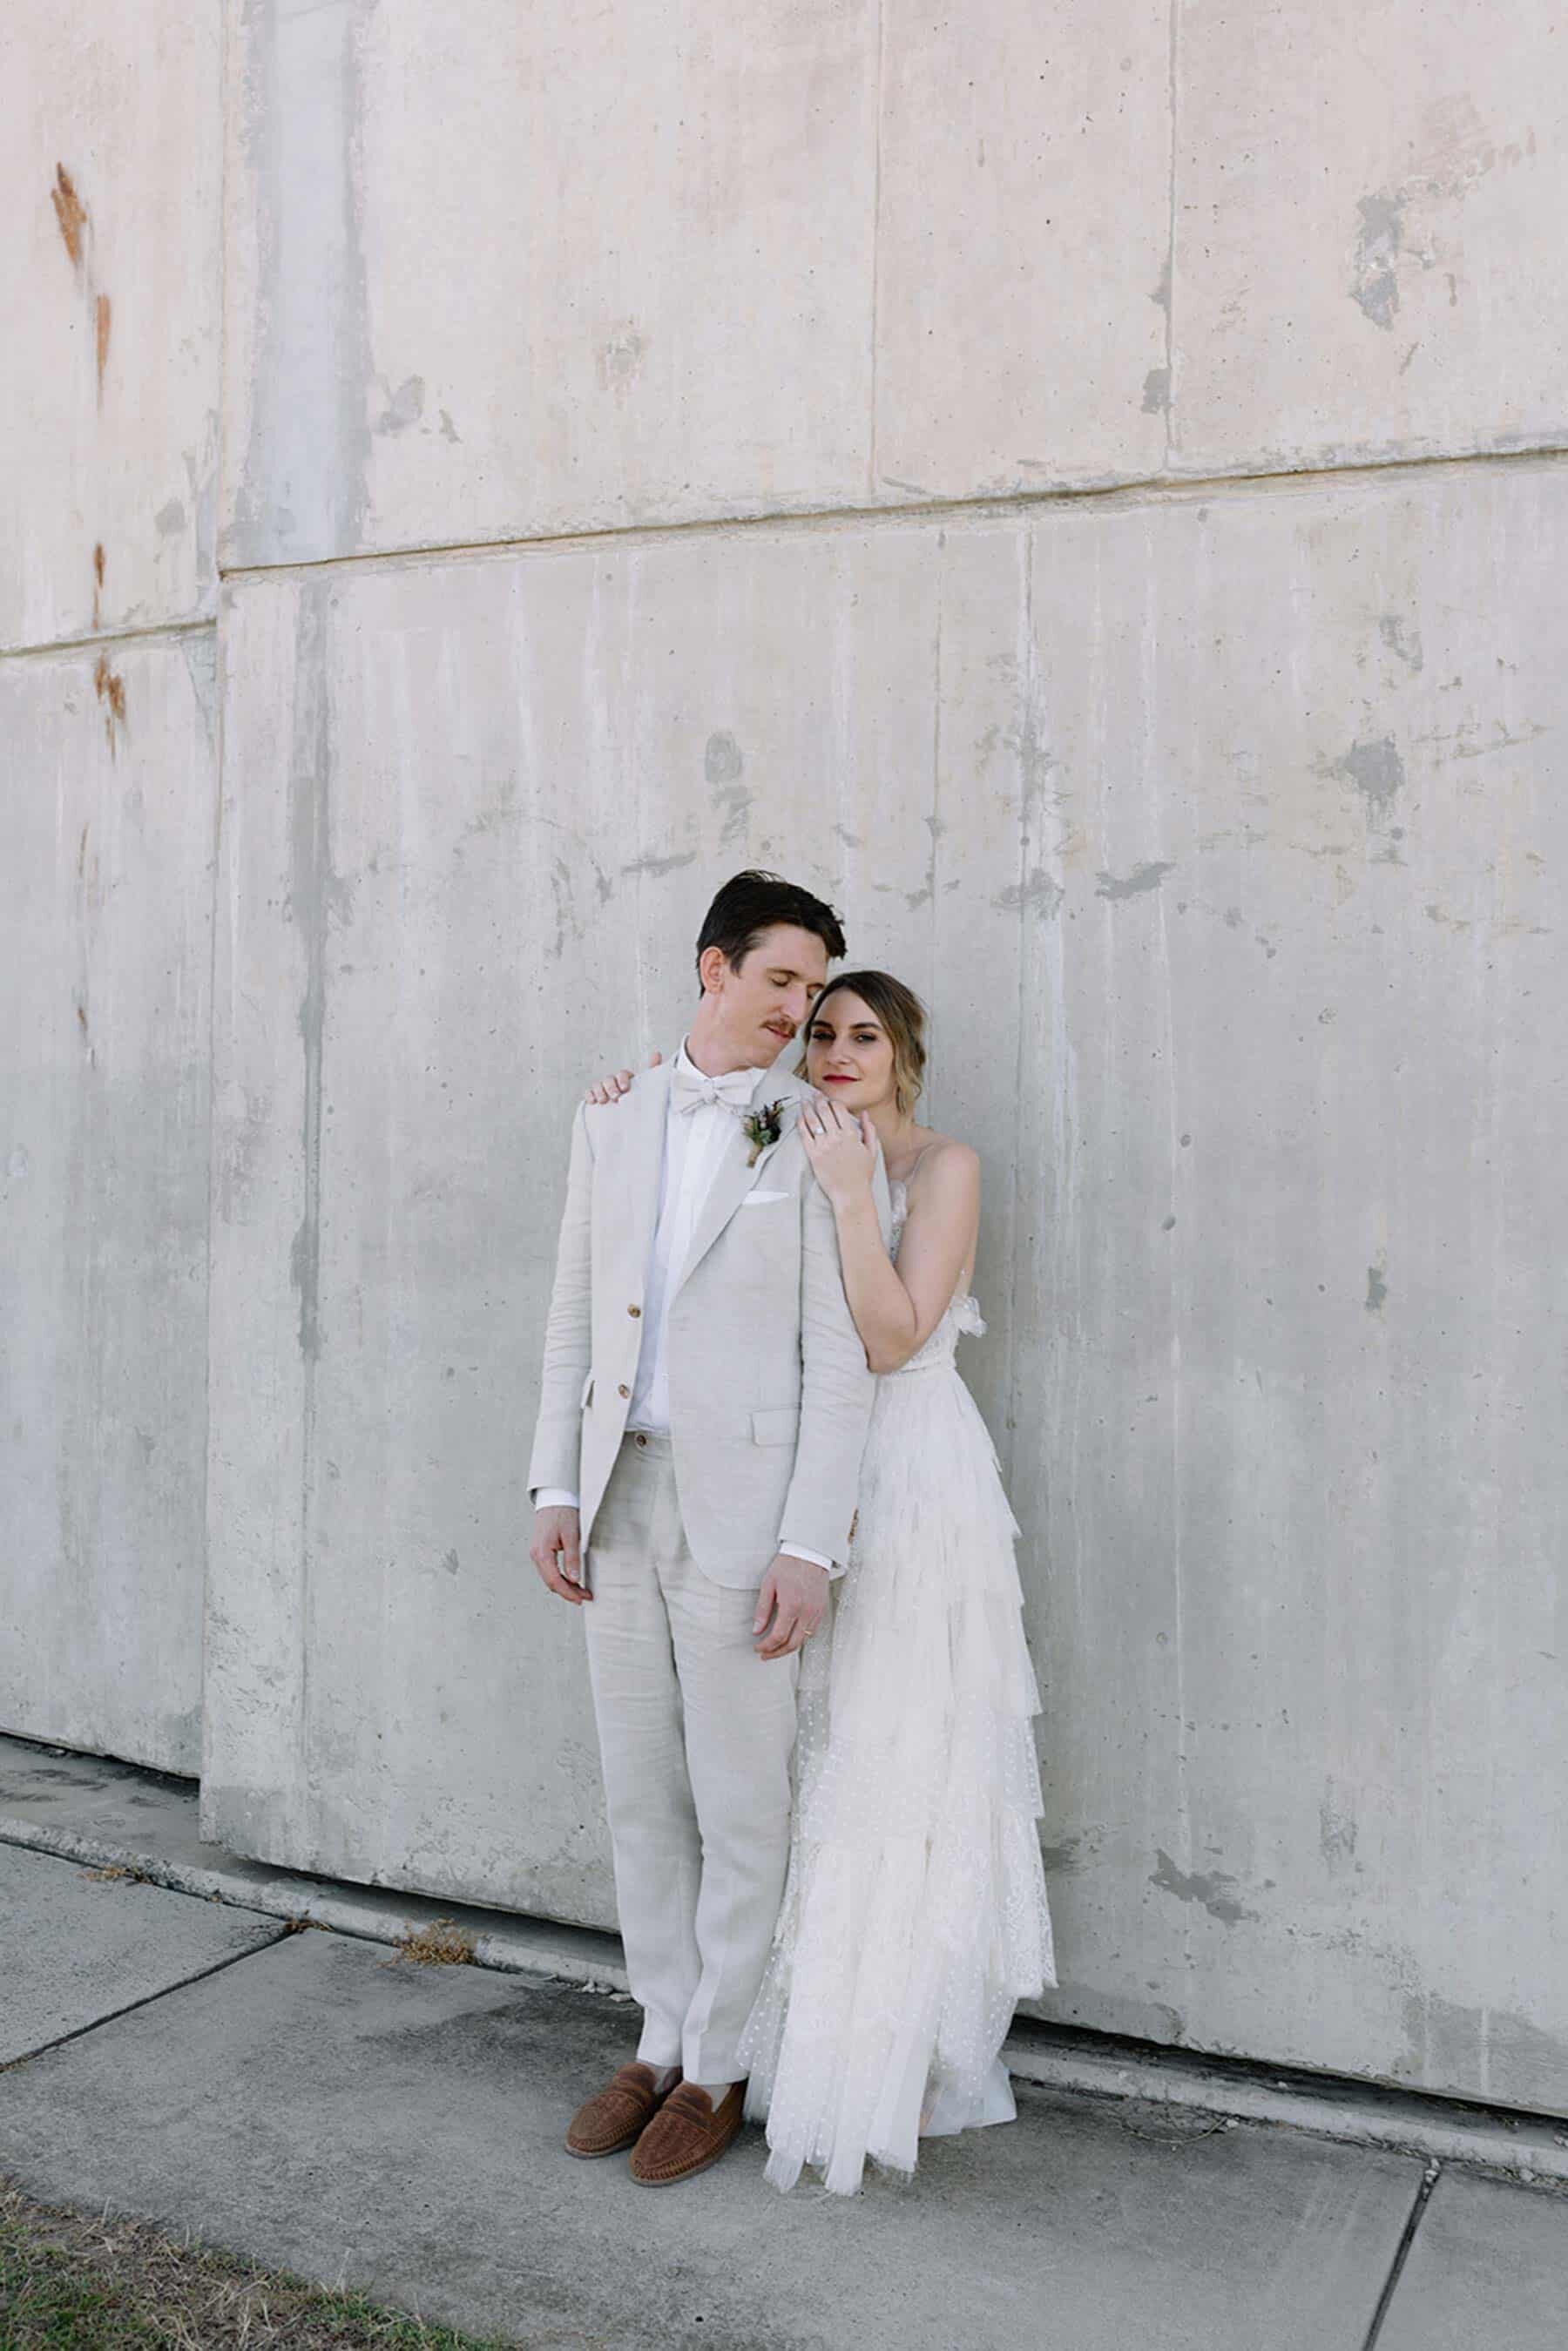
[627,1304,641,1317]
[618,1383,631,1398]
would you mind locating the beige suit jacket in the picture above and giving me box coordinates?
[527,1060,891,1587]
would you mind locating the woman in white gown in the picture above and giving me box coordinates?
[588,969,1056,2195]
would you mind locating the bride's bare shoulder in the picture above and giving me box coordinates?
[904,1131,980,1198]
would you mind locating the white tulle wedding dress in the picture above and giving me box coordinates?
[738,1179,1057,2194]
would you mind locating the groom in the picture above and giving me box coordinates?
[529,869,889,2186]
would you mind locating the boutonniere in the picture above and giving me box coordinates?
[742,1098,788,1166]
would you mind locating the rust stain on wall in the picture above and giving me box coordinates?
[96,294,112,401]
[93,652,127,756]
[51,166,112,409]
[91,542,105,630]
[51,164,88,269]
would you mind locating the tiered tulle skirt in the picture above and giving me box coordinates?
[738,1339,1057,2194]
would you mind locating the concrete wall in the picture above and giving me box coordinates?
[2,4,221,1771]
[7,0,1567,2113]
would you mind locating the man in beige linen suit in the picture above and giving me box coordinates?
[529,870,890,2187]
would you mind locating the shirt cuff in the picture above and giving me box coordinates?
[779,1542,832,1571]
[533,1489,580,1511]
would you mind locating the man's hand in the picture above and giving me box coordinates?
[752,1552,828,1659]
[531,1505,590,1604]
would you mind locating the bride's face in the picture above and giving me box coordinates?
[803,991,895,1112]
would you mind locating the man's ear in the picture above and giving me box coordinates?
[697,943,728,996]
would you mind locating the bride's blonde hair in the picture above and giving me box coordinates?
[797,969,928,1118]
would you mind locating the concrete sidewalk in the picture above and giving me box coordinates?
[3,1734,1565,2351]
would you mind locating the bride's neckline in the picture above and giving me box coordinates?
[888,1139,940,1195]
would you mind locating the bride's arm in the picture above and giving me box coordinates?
[802,1109,979,1375]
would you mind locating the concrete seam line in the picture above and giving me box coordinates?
[0,615,217,662]
[208,438,1568,589]
[10,449,1565,643]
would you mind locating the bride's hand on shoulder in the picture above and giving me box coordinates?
[585,1050,662,1107]
[799,1098,876,1207]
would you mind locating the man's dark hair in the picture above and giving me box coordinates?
[693,869,847,986]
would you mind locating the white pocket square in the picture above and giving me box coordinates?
[740,1190,790,1206]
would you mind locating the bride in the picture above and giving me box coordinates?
[585,969,1056,2194]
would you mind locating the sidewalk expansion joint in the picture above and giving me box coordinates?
[1360,2160,1443,2351]
[1,1926,294,2075]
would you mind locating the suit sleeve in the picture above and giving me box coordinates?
[526,1100,595,1503]
[776,1164,880,1574]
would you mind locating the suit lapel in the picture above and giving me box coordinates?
[615,1059,674,1293]
[676,1079,801,1298]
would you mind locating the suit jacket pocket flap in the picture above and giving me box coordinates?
[739,1189,790,1206]
[749,1405,801,1447]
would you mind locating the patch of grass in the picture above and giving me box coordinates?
[383,1918,476,1969]
[0,2175,518,2349]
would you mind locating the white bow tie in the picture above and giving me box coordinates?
[672,1064,758,1115]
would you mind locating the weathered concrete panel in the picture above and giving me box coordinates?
[0,632,217,1771]
[219,2,1568,566]
[1016,463,1568,2108]
[203,527,942,1916]
[0,7,221,647]
[206,461,1568,2109]
[221,0,881,569]
[873,1,1172,499]
[205,560,622,1908]
[1173,3,1568,474]
[222,0,1193,562]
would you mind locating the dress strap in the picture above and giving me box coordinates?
[897,1140,940,1190]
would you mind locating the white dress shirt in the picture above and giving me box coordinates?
[536,1037,832,1571]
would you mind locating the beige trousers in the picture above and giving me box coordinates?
[583,1430,800,2084]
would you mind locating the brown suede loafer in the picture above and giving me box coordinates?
[564,2062,680,2158]
[628,2078,747,2185]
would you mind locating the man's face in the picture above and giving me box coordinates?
[711,923,830,1066]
